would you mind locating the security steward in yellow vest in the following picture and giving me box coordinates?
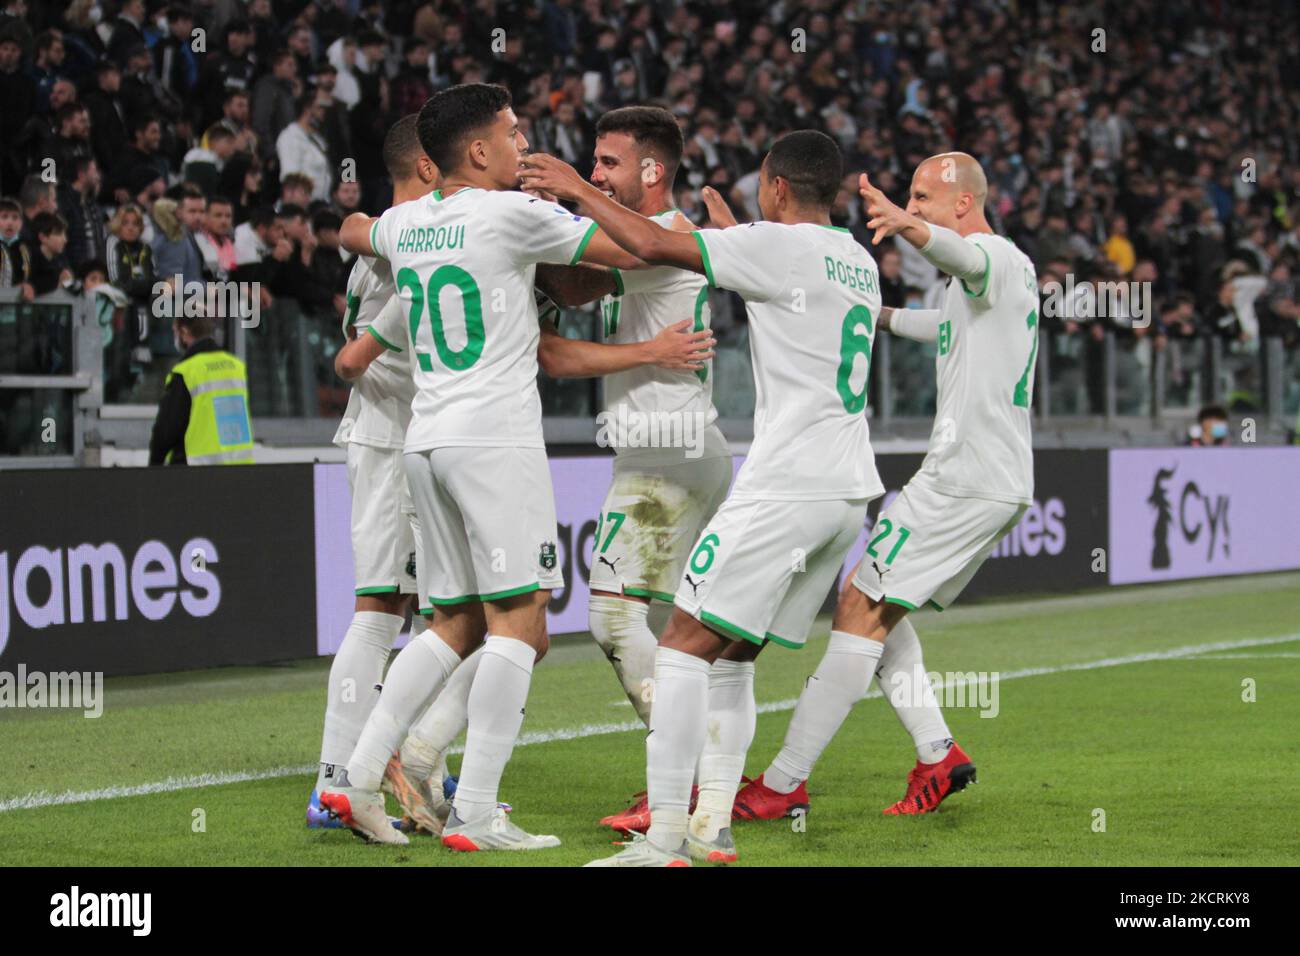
[149,313,254,465]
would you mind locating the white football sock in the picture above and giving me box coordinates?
[345,630,461,791]
[402,644,485,781]
[877,616,952,763]
[451,636,536,824]
[588,594,658,726]
[693,658,755,839]
[766,631,883,793]
[645,646,711,852]
[316,610,403,791]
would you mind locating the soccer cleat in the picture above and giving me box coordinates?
[732,774,810,821]
[306,790,344,829]
[443,774,458,800]
[382,756,447,836]
[686,818,738,864]
[600,786,698,833]
[319,787,410,845]
[585,832,691,867]
[883,742,978,815]
[441,806,560,852]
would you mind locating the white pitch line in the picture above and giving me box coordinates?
[2,632,1296,815]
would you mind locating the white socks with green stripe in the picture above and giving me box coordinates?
[451,635,536,824]
[766,630,884,794]
[316,610,404,792]
[588,594,658,726]
[692,658,756,839]
[400,644,485,781]
[877,616,952,764]
[344,629,462,792]
[645,646,712,852]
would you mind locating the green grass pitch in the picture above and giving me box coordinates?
[2,572,1297,867]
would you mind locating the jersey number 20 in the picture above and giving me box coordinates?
[398,265,485,372]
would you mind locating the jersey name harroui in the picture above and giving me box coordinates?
[368,187,599,452]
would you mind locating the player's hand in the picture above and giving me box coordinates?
[519,152,588,202]
[648,318,715,371]
[859,172,914,246]
[701,186,738,228]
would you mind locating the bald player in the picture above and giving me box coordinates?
[735,152,1038,819]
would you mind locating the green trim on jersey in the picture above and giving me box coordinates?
[609,267,624,296]
[700,610,764,646]
[367,326,403,352]
[480,582,543,602]
[432,189,444,201]
[764,631,804,650]
[819,225,852,233]
[570,222,600,265]
[427,582,544,606]
[368,218,382,256]
[928,599,945,612]
[693,231,716,287]
[960,243,991,298]
[623,586,674,603]
[884,596,920,611]
[355,585,400,596]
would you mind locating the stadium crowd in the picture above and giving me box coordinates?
[0,0,1296,415]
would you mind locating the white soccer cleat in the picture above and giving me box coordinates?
[382,756,447,836]
[441,806,560,852]
[318,787,410,845]
[585,832,692,867]
[686,817,739,864]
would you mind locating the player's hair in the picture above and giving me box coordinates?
[416,83,511,174]
[764,130,842,207]
[382,113,429,182]
[595,106,683,183]
[32,211,67,237]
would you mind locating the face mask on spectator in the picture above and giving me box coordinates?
[1210,422,1229,440]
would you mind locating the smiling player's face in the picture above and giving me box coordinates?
[590,132,645,210]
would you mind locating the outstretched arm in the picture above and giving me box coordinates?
[521,153,704,273]
[535,263,619,307]
[538,319,715,379]
[858,173,986,288]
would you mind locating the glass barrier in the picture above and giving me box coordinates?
[0,297,74,375]
[1113,331,1154,416]
[887,335,936,418]
[0,387,74,456]
[1161,336,1207,411]
[1044,327,1103,416]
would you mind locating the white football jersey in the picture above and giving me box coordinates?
[693,221,884,502]
[921,233,1037,504]
[332,255,413,451]
[600,210,722,461]
[368,187,599,452]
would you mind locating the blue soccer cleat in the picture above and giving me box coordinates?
[442,774,458,800]
[306,789,344,829]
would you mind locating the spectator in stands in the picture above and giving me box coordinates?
[18,174,55,245]
[57,156,107,270]
[29,211,72,295]
[110,114,169,204]
[251,49,298,156]
[212,89,259,159]
[0,195,34,298]
[183,125,237,196]
[51,101,93,185]
[29,28,65,114]
[153,4,199,109]
[151,185,205,288]
[277,92,332,203]
[219,152,264,224]
[105,202,156,343]
[1104,215,1136,276]
[83,59,129,187]
[0,33,36,194]
[195,194,236,280]
[277,172,314,211]
[108,0,148,67]
[330,178,361,219]
[198,19,256,128]
[1188,405,1231,447]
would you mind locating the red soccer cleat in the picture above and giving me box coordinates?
[600,787,699,833]
[882,742,977,815]
[732,774,810,821]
